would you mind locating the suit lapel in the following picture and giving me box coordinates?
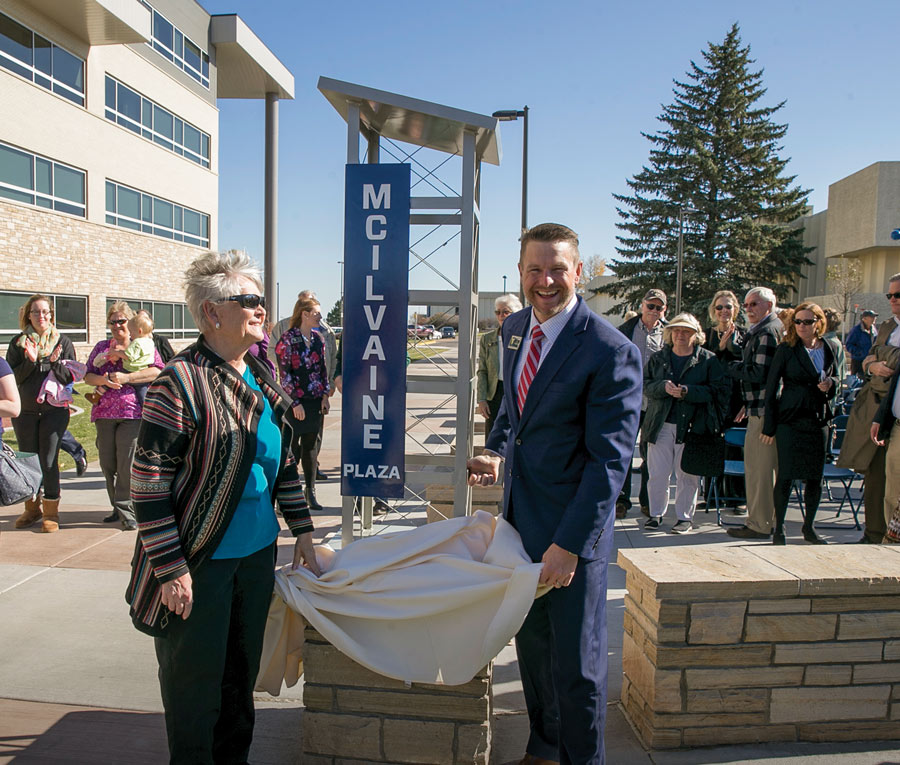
[794,342,820,380]
[517,301,586,429]
[502,310,530,428]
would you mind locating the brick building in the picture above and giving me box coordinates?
[0,0,292,352]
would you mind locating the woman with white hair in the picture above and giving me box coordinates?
[126,250,321,763]
[476,293,522,437]
[642,313,730,533]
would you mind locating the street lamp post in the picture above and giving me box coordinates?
[493,106,529,303]
[502,274,507,293]
[337,260,345,325]
[675,206,697,315]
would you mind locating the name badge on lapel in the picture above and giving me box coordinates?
[508,335,522,351]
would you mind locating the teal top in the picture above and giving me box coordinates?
[212,366,282,559]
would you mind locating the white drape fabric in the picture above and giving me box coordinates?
[257,511,546,693]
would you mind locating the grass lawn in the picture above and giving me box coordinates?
[2,382,99,473]
[407,340,442,362]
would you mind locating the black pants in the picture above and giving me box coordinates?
[154,542,276,765]
[618,409,648,510]
[485,381,504,439]
[12,407,69,499]
[774,478,823,533]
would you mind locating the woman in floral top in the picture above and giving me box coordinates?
[84,301,164,529]
[274,294,330,510]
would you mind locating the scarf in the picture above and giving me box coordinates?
[18,325,61,359]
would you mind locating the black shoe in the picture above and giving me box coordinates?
[373,500,390,515]
[802,526,827,545]
[644,517,661,529]
[773,531,786,545]
[122,520,137,531]
[306,488,323,511]
[316,469,329,481]
[75,455,87,477]
[103,511,119,523]
[615,499,629,519]
[726,525,771,540]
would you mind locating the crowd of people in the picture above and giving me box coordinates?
[602,282,888,544]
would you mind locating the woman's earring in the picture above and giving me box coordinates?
[215,322,221,329]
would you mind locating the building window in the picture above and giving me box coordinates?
[0,291,87,344]
[138,1,209,89]
[0,141,85,217]
[0,11,85,106]
[104,76,210,168]
[105,180,209,247]
[106,298,198,340]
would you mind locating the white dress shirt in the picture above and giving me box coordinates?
[512,295,579,392]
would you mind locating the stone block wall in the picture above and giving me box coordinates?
[618,545,900,749]
[302,627,491,764]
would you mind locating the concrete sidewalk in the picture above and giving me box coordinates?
[2,389,899,763]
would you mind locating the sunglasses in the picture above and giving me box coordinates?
[714,305,733,311]
[645,303,665,312]
[108,318,127,326]
[887,293,900,300]
[794,318,817,326]
[221,294,266,310]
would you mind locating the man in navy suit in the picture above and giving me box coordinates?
[468,223,642,765]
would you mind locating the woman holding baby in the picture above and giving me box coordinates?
[83,301,163,530]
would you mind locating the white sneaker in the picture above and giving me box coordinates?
[671,520,693,534]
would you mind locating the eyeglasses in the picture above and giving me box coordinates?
[30,309,51,316]
[887,293,900,300]
[794,318,817,326]
[645,303,665,312]
[221,294,266,310]
[714,305,733,311]
[743,301,759,309]
[495,309,512,316]
[108,318,127,326]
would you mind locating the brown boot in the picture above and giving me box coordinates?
[14,495,42,528]
[41,497,60,533]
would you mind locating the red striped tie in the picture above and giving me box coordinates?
[517,325,545,414]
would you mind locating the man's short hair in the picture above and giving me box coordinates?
[519,223,580,262]
[889,274,900,285]
[746,286,777,309]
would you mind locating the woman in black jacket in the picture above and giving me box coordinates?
[643,313,730,533]
[7,294,76,532]
[762,302,842,545]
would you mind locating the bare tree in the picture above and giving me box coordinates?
[578,255,607,292]
[825,257,863,339]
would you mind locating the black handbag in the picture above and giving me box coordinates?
[0,442,43,506]
[680,431,726,477]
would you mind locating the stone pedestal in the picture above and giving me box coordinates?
[618,546,900,749]
[302,628,492,764]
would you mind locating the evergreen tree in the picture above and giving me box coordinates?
[326,297,343,326]
[606,24,811,317]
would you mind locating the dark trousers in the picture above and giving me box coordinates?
[95,418,140,523]
[863,446,887,543]
[12,407,69,499]
[485,381,504,439]
[618,410,648,510]
[60,430,86,461]
[154,542,276,765]
[299,430,319,488]
[516,555,608,764]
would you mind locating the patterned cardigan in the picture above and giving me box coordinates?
[126,338,313,635]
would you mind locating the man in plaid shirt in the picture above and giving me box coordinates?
[726,287,784,539]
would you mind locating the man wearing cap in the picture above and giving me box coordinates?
[615,289,667,517]
[726,287,783,540]
[846,310,878,377]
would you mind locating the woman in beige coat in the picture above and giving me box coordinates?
[476,293,522,437]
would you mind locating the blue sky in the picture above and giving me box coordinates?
[202,0,900,320]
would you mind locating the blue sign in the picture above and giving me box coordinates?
[341,163,411,498]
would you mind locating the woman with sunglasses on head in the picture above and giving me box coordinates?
[274,293,331,511]
[761,302,842,545]
[477,293,523,438]
[127,250,319,763]
[84,302,164,530]
[7,295,76,532]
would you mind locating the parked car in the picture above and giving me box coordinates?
[408,324,419,338]
[440,326,456,338]
[417,325,436,340]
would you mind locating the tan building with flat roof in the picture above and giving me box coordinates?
[0,0,292,351]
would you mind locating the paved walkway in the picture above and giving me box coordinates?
[1,381,899,762]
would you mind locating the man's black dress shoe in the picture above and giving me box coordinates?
[726,525,770,540]
[316,469,328,481]
[103,511,119,523]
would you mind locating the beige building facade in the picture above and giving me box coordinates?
[0,0,292,352]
